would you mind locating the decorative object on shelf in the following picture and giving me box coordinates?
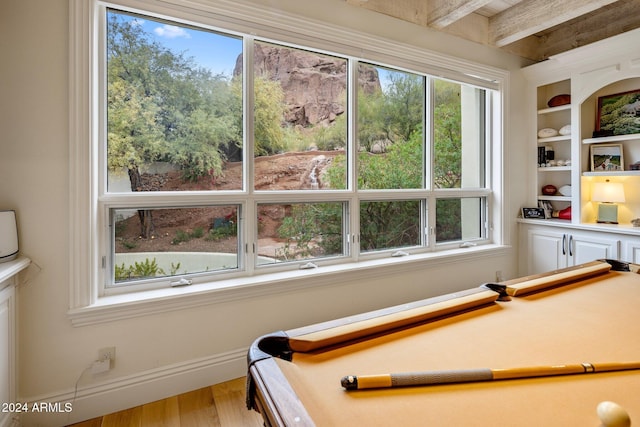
[537,147,565,167]
[551,206,571,220]
[522,207,545,219]
[538,146,545,166]
[0,210,19,263]
[538,200,553,219]
[632,218,640,227]
[547,94,570,107]
[542,184,557,195]
[630,161,640,171]
[544,145,554,161]
[538,128,558,138]
[558,185,572,196]
[558,124,571,135]
[596,88,640,136]
[591,180,625,224]
[590,144,624,171]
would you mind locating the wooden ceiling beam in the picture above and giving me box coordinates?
[428,0,494,29]
[489,0,620,47]
[538,0,640,59]
[344,0,429,27]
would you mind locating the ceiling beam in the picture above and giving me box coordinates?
[344,0,429,27]
[489,0,620,47]
[428,0,494,29]
[538,0,640,59]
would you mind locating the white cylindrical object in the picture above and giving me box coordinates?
[0,210,19,263]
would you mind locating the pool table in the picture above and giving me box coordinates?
[247,260,640,426]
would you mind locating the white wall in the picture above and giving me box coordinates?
[0,0,529,424]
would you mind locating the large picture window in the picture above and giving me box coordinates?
[77,1,503,300]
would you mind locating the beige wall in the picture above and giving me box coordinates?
[0,0,529,424]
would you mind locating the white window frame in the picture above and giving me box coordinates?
[68,0,510,326]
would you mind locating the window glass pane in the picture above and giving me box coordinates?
[433,79,486,189]
[253,41,347,190]
[112,206,239,284]
[360,200,421,252]
[358,65,424,190]
[106,10,243,193]
[256,202,344,264]
[435,197,485,243]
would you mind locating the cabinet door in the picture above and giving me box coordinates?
[0,283,15,427]
[623,239,640,263]
[570,233,619,265]
[528,229,567,274]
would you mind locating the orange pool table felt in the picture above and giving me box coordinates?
[247,261,640,426]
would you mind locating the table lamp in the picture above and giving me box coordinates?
[591,180,625,224]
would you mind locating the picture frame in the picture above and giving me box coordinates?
[590,144,624,171]
[522,207,546,219]
[596,89,640,136]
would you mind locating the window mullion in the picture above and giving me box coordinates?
[349,59,360,260]
[244,37,256,273]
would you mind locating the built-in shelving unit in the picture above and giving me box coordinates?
[534,79,572,217]
[519,28,640,275]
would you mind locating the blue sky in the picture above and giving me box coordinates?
[112,10,394,88]
[116,11,242,76]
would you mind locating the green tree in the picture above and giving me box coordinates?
[107,11,242,235]
[433,80,462,188]
[232,75,288,156]
[380,73,424,144]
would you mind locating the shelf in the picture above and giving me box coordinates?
[538,166,571,172]
[537,104,571,115]
[537,195,571,202]
[582,132,640,144]
[582,170,640,176]
[538,135,571,144]
[0,256,30,288]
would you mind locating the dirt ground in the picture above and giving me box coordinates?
[115,150,342,257]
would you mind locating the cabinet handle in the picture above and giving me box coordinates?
[562,234,566,255]
[569,235,573,257]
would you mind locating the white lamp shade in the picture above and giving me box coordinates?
[591,182,625,203]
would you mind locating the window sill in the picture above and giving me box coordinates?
[68,244,509,326]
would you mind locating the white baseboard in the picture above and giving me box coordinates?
[18,348,247,427]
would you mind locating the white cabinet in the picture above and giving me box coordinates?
[0,257,29,427]
[0,283,16,427]
[524,225,619,275]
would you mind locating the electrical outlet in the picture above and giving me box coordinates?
[91,359,110,374]
[98,346,116,362]
[92,347,115,375]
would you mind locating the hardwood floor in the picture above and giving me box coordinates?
[68,377,264,427]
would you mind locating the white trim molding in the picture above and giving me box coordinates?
[69,0,510,321]
[19,348,246,426]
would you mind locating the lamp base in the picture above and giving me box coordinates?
[596,203,618,224]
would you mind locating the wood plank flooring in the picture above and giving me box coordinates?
[68,377,264,427]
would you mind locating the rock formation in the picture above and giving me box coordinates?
[234,42,380,127]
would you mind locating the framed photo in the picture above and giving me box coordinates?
[522,207,545,219]
[596,89,640,136]
[590,144,624,171]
